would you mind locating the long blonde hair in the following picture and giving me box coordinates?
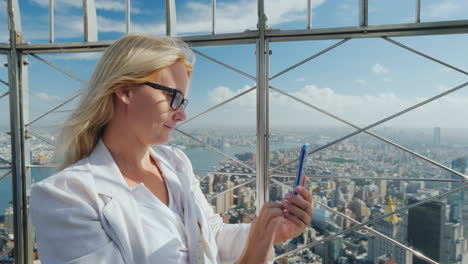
[55,35,193,171]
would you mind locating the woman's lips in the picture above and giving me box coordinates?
[164,124,174,130]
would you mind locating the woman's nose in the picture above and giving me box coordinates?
[174,107,187,122]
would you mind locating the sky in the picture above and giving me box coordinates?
[0,0,468,133]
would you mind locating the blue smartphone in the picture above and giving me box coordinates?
[293,144,308,195]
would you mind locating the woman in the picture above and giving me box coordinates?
[30,35,314,264]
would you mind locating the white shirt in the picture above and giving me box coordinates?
[131,182,189,263]
[30,140,258,264]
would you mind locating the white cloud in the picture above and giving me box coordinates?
[355,79,367,85]
[208,83,468,127]
[425,0,468,19]
[372,63,389,74]
[35,92,61,101]
[209,85,256,111]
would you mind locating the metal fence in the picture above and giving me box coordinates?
[2,0,468,263]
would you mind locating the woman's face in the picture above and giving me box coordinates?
[123,60,189,145]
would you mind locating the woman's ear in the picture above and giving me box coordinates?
[114,86,132,104]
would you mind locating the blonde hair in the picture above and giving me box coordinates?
[55,35,193,171]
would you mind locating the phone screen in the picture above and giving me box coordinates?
[293,144,308,195]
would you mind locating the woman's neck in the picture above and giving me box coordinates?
[101,122,154,176]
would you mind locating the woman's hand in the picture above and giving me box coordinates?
[273,185,314,244]
[238,202,284,264]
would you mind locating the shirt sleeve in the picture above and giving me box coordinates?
[30,175,125,264]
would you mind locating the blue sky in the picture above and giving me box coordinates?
[0,0,468,132]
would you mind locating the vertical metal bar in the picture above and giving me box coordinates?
[6,1,25,263]
[256,0,269,214]
[307,0,311,29]
[359,0,368,26]
[166,0,177,36]
[211,0,216,34]
[49,0,54,43]
[20,54,34,264]
[416,0,421,23]
[82,0,98,42]
[126,0,131,34]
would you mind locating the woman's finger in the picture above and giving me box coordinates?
[296,185,313,203]
[282,200,311,226]
[285,192,312,214]
[284,212,305,228]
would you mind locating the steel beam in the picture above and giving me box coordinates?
[166,0,177,36]
[307,0,312,29]
[415,0,421,23]
[211,0,216,34]
[126,0,131,34]
[256,0,269,214]
[7,1,27,263]
[49,0,54,43]
[82,0,98,42]
[267,20,468,42]
[359,0,368,27]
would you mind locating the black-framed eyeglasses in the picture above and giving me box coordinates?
[143,82,188,110]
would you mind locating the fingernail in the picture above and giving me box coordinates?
[297,186,303,192]
[282,201,289,207]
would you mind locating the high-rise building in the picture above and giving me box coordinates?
[408,198,444,263]
[450,157,468,247]
[368,198,411,264]
[433,127,441,146]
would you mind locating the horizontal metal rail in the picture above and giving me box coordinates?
[270,81,468,175]
[174,128,255,172]
[269,39,350,80]
[382,37,468,75]
[271,174,467,183]
[267,20,468,42]
[0,234,10,241]
[270,178,439,264]
[9,20,467,54]
[206,177,256,201]
[270,86,468,181]
[26,165,55,168]
[275,183,468,260]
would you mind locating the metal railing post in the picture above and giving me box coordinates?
[256,0,270,214]
[166,0,177,36]
[7,0,30,263]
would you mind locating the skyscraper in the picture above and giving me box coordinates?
[407,198,444,264]
[368,198,411,264]
[433,127,441,146]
